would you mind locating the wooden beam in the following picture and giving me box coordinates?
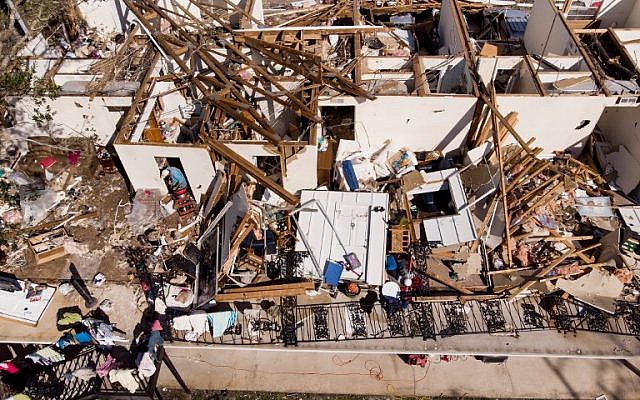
[207,140,299,205]
[489,86,513,268]
[413,55,429,96]
[216,281,316,301]
[235,25,389,36]
[479,93,535,155]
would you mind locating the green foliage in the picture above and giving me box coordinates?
[0,67,33,96]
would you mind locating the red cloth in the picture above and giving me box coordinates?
[39,156,57,169]
[0,361,19,374]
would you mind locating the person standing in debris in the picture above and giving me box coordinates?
[161,167,188,193]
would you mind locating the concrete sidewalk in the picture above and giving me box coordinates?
[158,347,640,399]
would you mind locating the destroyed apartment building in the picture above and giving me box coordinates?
[1,0,640,397]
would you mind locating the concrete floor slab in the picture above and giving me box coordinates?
[158,347,640,399]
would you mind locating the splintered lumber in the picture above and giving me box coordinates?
[506,243,601,302]
[426,258,475,295]
[216,281,316,301]
[489,86,512,267]
[208,140,299,205]
[479,94,535,155]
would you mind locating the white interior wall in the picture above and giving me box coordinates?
[319,96,476,153]
[438,0,466,55]
[495,95,613,155]
[612,29,640,67]
[365,57,411,71]
[628,0,640,26]
[252,81,301,138]
[7,96,129,146]
[524,0,579,56]
[362,72,413,80]
[477,57,524,86]
[596,106,640,164]
[596,0,640,27]
[114,144,216,203]
[223,143,318,193]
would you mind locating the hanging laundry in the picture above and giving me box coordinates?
[136,352,156,378]
[71,368,96,382]
[172,312,208,341]
[96,354,117,378]
[108,369,139,393]
[207,311,238,338]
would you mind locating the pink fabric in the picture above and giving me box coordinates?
[96,354,117,378]
[151,320,163,332]
[0,362,19,374]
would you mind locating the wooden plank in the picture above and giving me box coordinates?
[216,283,315,301]
[413,56,429,96]
[222,281,315,293]
[207,141,299,205]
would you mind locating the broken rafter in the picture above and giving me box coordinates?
[125,0,283,144]
[488,87,512,268]
[243,37,375,100]
[207,140,299,205]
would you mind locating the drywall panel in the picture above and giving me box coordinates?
[78,0,136,35]
[224,143,318,193]
[530,56,587,71]
[438,0,466,55]
[53,75,100,86]
[597,0,637,27]
[365,57,411,71]
[331,96,477,153]
[596,106,640,166]
[628,0,640,26]
[7,96,128,145]
[495,95,613,155]
[524,0,579,56]
[477,57,526,86]
[114,144,216,203]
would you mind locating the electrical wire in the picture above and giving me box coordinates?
[172,352,432,388]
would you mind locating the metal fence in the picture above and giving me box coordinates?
[169,295,640,345]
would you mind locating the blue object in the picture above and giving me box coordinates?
[166,166,188,191]
[502,9,528,40]
[323,260,344,286]
[74,331,93,344]
[386,255,398,272]
[341,160,359,191]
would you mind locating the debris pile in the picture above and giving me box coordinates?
[0,0,640,389]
